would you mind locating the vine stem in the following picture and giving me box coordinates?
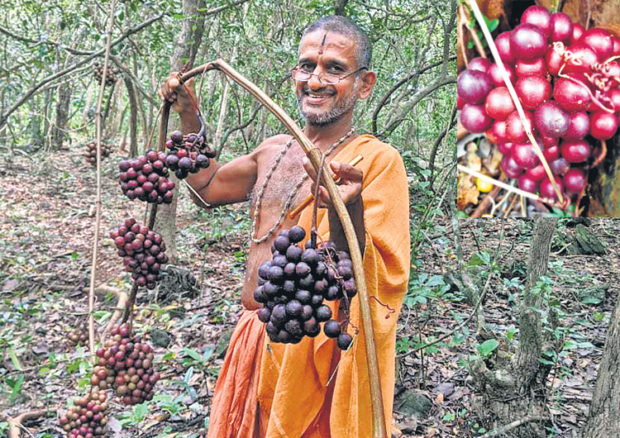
[88,0,119,358]
[162,59,387,438]
[465,0,564,205]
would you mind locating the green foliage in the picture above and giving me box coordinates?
[476,339,499,358]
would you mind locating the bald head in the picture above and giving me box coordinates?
[301,16,371,69]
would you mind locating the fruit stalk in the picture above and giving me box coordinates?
[459,164,560,207]
[163,59,387,438]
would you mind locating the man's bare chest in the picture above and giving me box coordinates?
[253,148,312,211]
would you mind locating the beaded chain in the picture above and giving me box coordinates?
[251,128,355,244]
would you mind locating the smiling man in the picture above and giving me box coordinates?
[160,15,410,438]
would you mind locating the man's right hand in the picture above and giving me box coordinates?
[158,73,197,114]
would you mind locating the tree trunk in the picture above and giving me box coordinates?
[124,77,139,157]
[582,297,620,437]
[514,217,558,389]
[52,80,72,150]
[470,218,557,437]
[334,0,349,16]
[155,0,208,264]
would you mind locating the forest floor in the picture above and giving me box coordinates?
[0,148,618,438]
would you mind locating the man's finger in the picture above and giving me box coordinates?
[330,161,363,182]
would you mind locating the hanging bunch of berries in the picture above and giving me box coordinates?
[254,226,356,350]
[118,150,175,204]
[59,389,109,437]
[93,61,120,86]
[164,130,216,180]
[83,140,114,166]
[94,323,160,405]
[109,218,168,290]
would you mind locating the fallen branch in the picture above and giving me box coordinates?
[6,409,49,438]
[478,416,548,438]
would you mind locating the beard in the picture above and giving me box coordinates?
[297,81,359,127]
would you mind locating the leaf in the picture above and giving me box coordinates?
[181,348,202,363]
[184,366,194,384]
[477,339,499,356]
[9,348,22,371]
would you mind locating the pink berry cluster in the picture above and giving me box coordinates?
[94,323,160,406]
[458,5,619,201]
[109,218,168,290]
[118,150,175,204]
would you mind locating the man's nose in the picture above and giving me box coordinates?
[307,72,324,89]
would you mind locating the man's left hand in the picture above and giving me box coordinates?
[302,158,363,206]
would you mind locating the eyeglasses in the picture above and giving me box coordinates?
[291,65,367,85]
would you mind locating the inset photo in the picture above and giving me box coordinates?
[456,0,619,218]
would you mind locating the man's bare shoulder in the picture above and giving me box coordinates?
[253,134,293,156]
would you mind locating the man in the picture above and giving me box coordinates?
[160,16,410,438]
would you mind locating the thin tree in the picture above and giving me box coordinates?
[582,296,620,437]
[154,0,208,263]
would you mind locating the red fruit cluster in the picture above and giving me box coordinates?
[95,323,160,405]
[254,226,355,350]
[118,150,175,204]
[59,389,108,437]
[109,218,168,290]
[458,5,620,201]
[83,140,114,167]
[164,130,215,180]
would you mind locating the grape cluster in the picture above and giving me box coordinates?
[83,140,114,166]
[118,150,175,204]
[253,225,356,350]
[164,130,216,179]
[67,327,88,346]
[110,218,168,290]
[93,61,120,86]
[94,323,160,405]
[458,5,620,201]
[59,389,108,437]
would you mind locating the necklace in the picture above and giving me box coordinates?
[251,128,355,244]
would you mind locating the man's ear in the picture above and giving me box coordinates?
[357,70,377,100]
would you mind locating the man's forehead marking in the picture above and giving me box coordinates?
[319,32,327,55]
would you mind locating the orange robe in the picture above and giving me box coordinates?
[257,134,411,437]
[207,309,265,438]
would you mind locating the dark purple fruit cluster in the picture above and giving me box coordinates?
[94,323,160,405]
[83,140,114,166]
[164,130,215,180]
[254,225,356,350]
[109,218,168,290]
[59,389,108,437]
[118,150,175,204]
[93,61,119,86]
[458,5,620,201]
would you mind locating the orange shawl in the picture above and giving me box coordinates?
[257,134,411,437]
